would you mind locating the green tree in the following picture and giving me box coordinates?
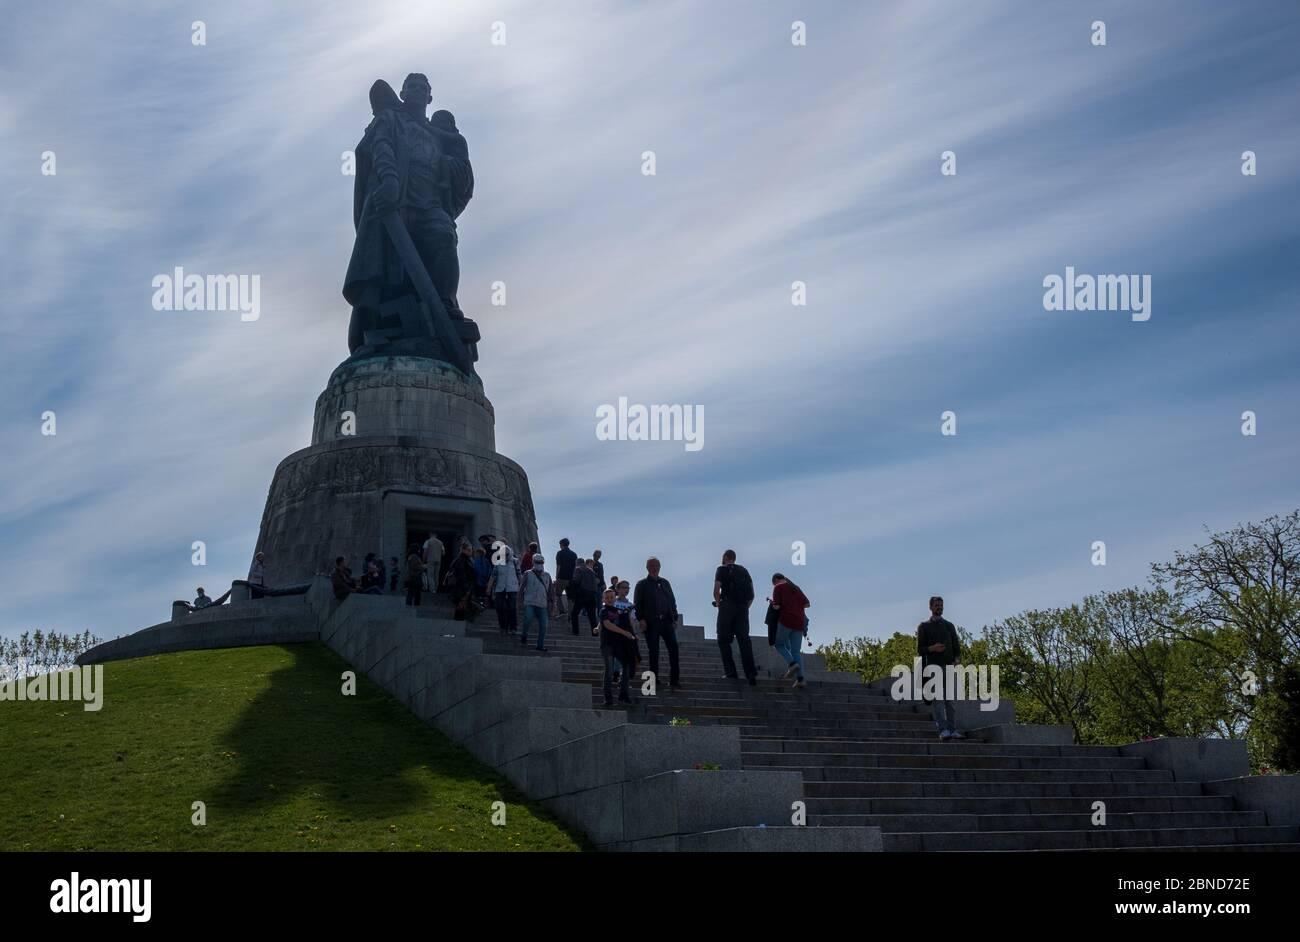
[0,630,100,681]
[985,605,1096,742]
[820,631,921,683]
[1151,510,1300,769]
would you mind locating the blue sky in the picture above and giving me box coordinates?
[2,0,1298,645]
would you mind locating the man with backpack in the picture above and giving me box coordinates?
[554,538,577,615]
[569,558,601,635]
[713,549,757,685]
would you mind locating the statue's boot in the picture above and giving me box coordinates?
[442,294,480,346]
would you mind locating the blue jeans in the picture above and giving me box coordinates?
[602,645,630,702]
[928,669,959,734]
[774,625,804,679]
[523,604,548,649]
[932,697,958,734]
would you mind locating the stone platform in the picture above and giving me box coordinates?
[254,355,537,584]
[77,587,1300,852]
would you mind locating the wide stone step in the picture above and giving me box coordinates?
[774,765,1175,784]
[805,795,1236,815]
[650,720,939,740]
[552,662,869,682]
[879,825,1300,851]
[741,737,1118,758]
[744,751,1146,771]
[563,679,894,705]
[614,702,929,723]
[805,780,1205,799]
[817,810,1265,832]
[1113,843,1300,852]
[564,680,906,701]
[631,705,933,725]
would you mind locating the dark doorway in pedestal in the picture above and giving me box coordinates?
[405,512,470,594]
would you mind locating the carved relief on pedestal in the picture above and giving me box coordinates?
[265,444,532,515]
[325,365,493,412]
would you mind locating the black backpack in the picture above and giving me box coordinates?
[726,565,755,605]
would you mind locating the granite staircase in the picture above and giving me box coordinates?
[456,607,1300,852]
[78,582,1300,852]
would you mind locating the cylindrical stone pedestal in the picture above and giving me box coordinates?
[254,356,537,585]
[311,356,497,452]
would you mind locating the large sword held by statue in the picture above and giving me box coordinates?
[380,210,474,376]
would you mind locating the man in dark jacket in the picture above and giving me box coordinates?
[554,538,577,615]
[917,596,965,741]
[569,558,600,635]
[713,549,757,684]
[634,557,683,690]
[331,556,359,600]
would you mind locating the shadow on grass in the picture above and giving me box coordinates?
[211,643,509,822]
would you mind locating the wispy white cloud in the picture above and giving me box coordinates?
[2,1,1298,644]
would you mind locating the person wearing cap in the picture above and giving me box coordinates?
[520,552,554,651]
[486,541,522,635]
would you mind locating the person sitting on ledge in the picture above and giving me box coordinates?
[359,560,385,595]
[332,557,360,600]
[188,586,231,612]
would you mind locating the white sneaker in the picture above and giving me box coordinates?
[782,664,798,680]
[949,731,966,740]
[939,730,953,741]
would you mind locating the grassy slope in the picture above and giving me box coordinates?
[0,643,585,851]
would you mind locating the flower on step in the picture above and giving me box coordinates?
[692,762,721,771]
[1141,736,1156,742]
[669,717,691,727]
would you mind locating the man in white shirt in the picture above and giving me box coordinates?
[422,534,445,592]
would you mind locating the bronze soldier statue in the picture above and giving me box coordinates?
[343,74,479,370]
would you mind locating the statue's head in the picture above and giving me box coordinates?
[369,79,400,115]
[400,73,432,114]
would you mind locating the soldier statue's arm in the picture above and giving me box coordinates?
[368,112,401,214]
